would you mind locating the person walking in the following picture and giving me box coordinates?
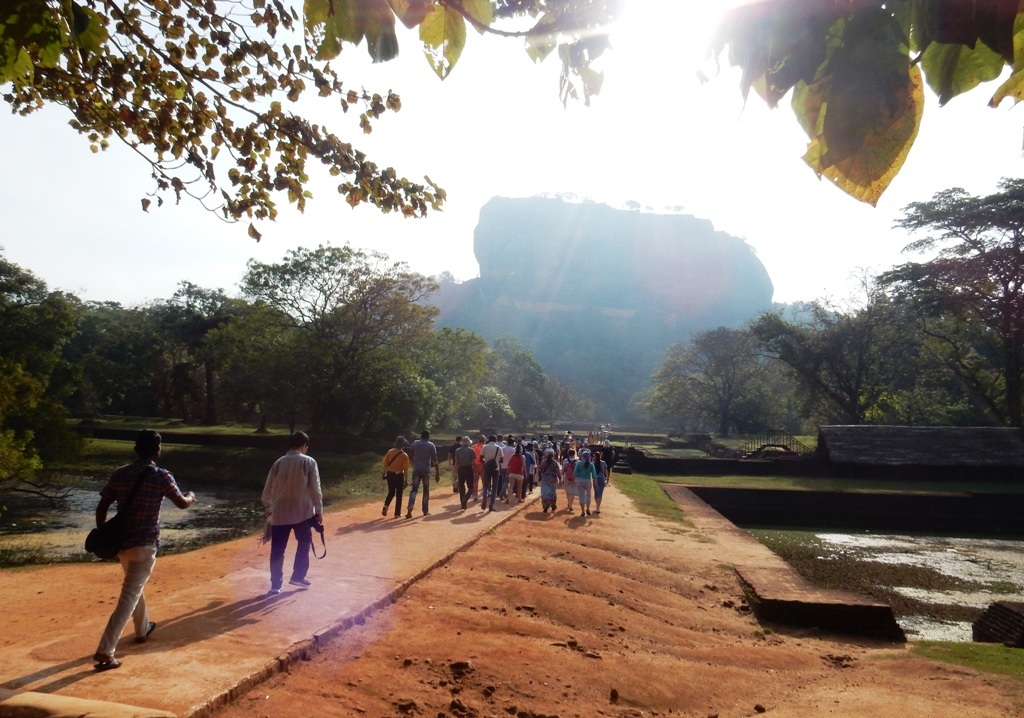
[505,444,526,506]
[262,431,323,595]
[480,434,504,512]
[538,448,561,514]
[406,430,440,518]
[574,449,597,516]
[561,448,578,513]
[93,429,196,671]
[593,449,609,515]
[448,435,462,494]
[381,436,411,518]
[499,437,516,501]
[453,436,477,510]
[471,434,485,502]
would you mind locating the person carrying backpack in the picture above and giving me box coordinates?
[561,448,578,513]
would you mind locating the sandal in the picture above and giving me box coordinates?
[135,621,157,644]
[93,653,122,672]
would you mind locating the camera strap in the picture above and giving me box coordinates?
[311,523,326,559]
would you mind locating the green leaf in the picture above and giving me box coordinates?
[461,0,494,33]
[74,5,109,56]
[791,76,826,139]
[817,10,912,168]
[362,0,399,62]
[525,13,557,63]
[305,0,362,60]
[989,11,1024,106]
[921,40,1004,105]
[419,4,465,79]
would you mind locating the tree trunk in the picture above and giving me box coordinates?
[203,361,217,425]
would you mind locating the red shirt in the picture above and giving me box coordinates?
[507,454,525,474]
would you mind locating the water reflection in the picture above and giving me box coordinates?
[0,486,264,560]
[816,532,1024,642]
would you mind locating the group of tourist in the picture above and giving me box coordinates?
[89,427,613,672]
[379,430,614,518]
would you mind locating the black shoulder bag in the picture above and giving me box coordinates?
[85,470,149,560]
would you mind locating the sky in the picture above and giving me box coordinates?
[3,3,1024,308]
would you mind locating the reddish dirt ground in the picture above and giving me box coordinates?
[209,499,1023,718]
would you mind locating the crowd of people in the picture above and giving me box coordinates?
[89,427,614,671]
[380,429,616,518]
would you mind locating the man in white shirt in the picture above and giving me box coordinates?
[261,431,323,594]
[480,435,504,512]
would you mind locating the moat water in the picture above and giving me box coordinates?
[752,528,1024,642]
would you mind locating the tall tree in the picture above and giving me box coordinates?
[0,253,82,498]
[67,301,165,416]
[487,336,546,428]
[159,283,240,423]
[414,327,489,428]
[751,288,919,425]
[881,178,1024,427]
[240,244,438,431]
[645,327,781,436]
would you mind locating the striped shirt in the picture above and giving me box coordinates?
[99,458,184,549]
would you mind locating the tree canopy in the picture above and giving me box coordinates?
[708,0,1024,205]
[881,178,1024,426]
[1,0,614,233]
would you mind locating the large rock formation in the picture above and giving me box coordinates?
[433,196,775,417]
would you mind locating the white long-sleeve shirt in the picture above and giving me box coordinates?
[261,449,323,526]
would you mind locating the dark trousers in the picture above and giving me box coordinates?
[457,465,474,508]
[383,472,404,516]
[270,520,312,589]
[482,464,499,510]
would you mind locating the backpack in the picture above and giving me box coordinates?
[564,458,577,481]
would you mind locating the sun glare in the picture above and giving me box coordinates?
[610,2,736,67]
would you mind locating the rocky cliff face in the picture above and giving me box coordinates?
[434,196,775,417]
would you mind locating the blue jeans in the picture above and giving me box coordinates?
[407,469,432,513]
[270,520,312,589]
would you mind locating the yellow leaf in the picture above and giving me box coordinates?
[990,66,1024,106]
[805,65,924,206]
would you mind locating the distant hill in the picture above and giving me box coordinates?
[433,196,775,417]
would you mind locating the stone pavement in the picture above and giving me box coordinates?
[0,484,533,717]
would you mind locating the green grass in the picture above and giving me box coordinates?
[612,472,690,525]
[911,641,1024,679]
[74,415,292,436]
[651,474,1024,495]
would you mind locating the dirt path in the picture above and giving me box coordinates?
[211,491,1022,718]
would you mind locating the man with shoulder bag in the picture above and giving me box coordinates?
[92,430,195,672]
[381,436,411,518]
